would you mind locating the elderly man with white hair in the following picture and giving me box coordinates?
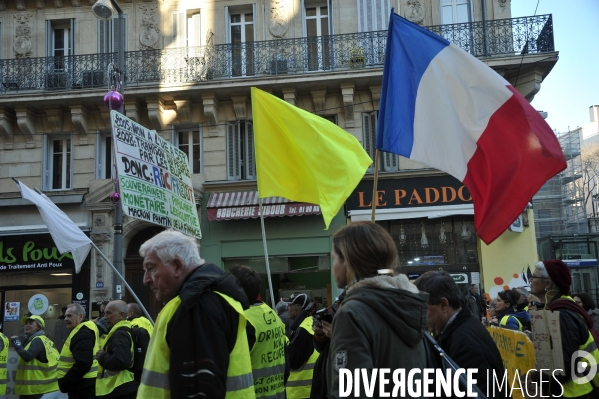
[136,230,254,399]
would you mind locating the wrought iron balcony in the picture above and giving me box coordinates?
[0,14,553,95]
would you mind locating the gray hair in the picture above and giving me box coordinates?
[109,300,129,317]
[534,261,550,279]
[139,230,205,268]
[67,303,86,316]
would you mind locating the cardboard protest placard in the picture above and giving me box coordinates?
[529,309,564,375]
[110,110,201,239]
[487,326,535,399]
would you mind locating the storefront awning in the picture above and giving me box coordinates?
[348,204,474,221]
[207,191,321,221]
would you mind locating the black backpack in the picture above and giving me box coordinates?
[128,326,150,381]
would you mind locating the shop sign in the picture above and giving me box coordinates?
[346,175,472,211]
[509,215,524,233]
[450,273,468,283]
[0,234,74,272]
[111,111,201,239]
[28,294,49,315]
[4,302,19,321]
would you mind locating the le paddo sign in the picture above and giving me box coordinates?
[0,234,74,272]
[110,111,202,239]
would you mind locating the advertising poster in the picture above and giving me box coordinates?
[110,110,201,239]
[4,302,19,321]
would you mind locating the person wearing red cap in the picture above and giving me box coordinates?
[530,260,599,398]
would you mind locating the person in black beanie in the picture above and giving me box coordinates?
[529,260,599,398]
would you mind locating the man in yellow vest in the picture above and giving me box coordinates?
[126,303,153,336]
[95,300,138,399]
[230,265,288,399]
[57,303,99,399]
[137,230,255,399]
[0,332,7,396]
[284,293,319,399]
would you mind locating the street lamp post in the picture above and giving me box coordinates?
[92,0,124,300]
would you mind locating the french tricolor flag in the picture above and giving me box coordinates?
[376,12,566,244]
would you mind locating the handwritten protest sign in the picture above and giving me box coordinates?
[487,326,535,399]
[529,309,564,374]
[110,110,201,239]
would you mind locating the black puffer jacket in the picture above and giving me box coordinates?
[166,263,250,399]
[96,325,139,398]
[328,274,428,399]
[57,324,96,396]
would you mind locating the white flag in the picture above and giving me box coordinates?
[17,180,92,273]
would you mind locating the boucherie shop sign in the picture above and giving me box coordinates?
[346,175,472,210]
[0,234,75,272]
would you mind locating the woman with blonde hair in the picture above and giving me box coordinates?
[328,221,428,397]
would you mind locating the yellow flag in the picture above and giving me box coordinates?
[251,87,372,229]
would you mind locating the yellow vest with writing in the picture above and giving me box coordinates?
[287,317,319,399]
[96,320,135,397]
[0,333,9,396]
[246,303,286,399]
[130,316,154,336]
[57,320,99,380]
[558,296,599,397]
[15,335,59,395]
[137,292,255,399]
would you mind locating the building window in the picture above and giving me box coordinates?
[46,20,74,89]
[362,111,398,173]
[357,0,391,32]
[226,121,255,181]
[96,132,112,180]
[172,10,201,48]
[46,136,72,190]
[98,14,128,54]
[226,6,255,77]
[174,127,202,174]
[441,0,471,24]
[304,2,331,71]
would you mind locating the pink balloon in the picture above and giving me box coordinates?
[104,90,124,111]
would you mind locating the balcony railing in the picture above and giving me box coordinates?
[0,14,553,95]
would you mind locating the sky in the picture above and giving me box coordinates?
[510,0,599,133]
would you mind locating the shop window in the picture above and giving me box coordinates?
[362,111,399,173]
[44,135,72,190]
[174,126,202,174]
[226,120,255,181]
[96,132,112,180]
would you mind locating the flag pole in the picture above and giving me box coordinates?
[26,183,154,325]
[258,198,277,308]
[371,149,380,222]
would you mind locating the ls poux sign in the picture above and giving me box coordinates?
[110,110,202,239]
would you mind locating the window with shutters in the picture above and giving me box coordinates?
[226,6,255,77]
[172,10,201,48]
[44,135,72,190]
[226,121,255,181]
[440,0,471,24]
[174,127,202,174]
[96,132,113,180]
[304,1,331,71]
[357,0,390,32]
[362,111,398,173]
[98,15,128,53]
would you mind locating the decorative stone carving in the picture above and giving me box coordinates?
[36,0,46,10]
[282,87,296,106]
[202,93,219,135]
[405,0,425,26]
[16,0,26,11]
[45,107,64,133]
[231,96,248,121]
[174,97,194,124]
[70,105,89,135]
[206,29,214,46]
[139,4,160,50]
[54,0,64,8]
[0,107,15,140]
[270,0,289,38]
[370,85,381,111]
[340,83,355,128]
[498,0,508,9]
[0,1,6,12]
[13,13,33,58]
[15,107,36,140]
[311,90,327,115]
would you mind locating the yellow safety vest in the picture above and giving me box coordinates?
[96,320,135,397]
[287,317,319,399]
[0,333,9,396]
[245,303,286,399]
[557,296,599,397]
[130,316,154,336]
[15,335,59,395]
[57,320,99,380]
[500,315,523,331]
[137,291,255,399]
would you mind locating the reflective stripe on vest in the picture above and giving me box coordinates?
[0,334,9,395]
[96,319,135,397]
[287,317,319,399]
[500,315,523,331]
[138,291,256,399]
[245,303,286,398]
[57,320,99,379]
[15,335,59,395]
